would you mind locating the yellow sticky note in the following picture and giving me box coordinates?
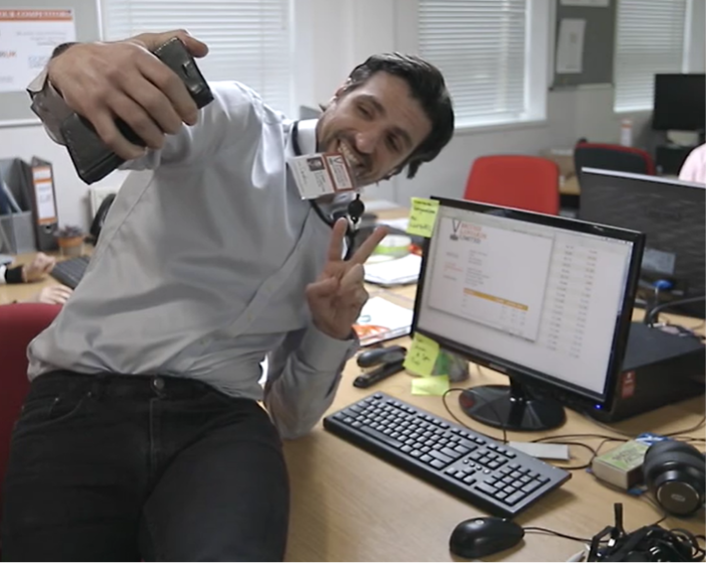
[406,197,440,238]
[411,375,450,396]
[403,332,440,376]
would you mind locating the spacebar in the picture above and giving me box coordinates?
[360,426,403,448]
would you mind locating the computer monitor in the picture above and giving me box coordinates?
[412,198,645,432]
[652,74,706,132]
[578,168,706,319]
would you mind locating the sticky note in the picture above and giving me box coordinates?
[403,332,440,376]
[412,375,450,396]
[406,197,440,238]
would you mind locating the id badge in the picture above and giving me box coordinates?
[287,152,356,200]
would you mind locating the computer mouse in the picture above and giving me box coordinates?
[449,516,525,559]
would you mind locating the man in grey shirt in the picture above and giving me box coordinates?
[1,29,454,560]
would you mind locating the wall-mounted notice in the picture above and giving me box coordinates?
[0,9,76,93]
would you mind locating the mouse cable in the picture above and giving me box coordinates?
[522,526,593,543]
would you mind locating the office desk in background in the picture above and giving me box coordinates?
[2,229,705,562]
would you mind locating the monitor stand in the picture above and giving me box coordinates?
[458,377,566,432]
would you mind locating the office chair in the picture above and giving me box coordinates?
[464,155,560,215]
[574,142,656,176]
[0,302,61,535]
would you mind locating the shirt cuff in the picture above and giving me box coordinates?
[4,265,24,284]
[298,324,358,372]
[0,264,6,284]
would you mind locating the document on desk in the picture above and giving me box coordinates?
[364,254,421,286]
[378,217,409,232]
[353,296,413,347]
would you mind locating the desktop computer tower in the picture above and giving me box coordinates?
[586,322,705,423]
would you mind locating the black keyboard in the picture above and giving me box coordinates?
[51,256,90,289]
[324,393,570,517]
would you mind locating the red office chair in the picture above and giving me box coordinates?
[574,142,656,176]
[0,302,61,533]
[464,155,560,215]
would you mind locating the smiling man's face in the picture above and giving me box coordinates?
[316,71,433,187]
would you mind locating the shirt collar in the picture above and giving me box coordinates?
[296,119,318,155]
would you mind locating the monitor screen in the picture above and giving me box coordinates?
[413,199,643,408]
[652,74,706,131]
[579,168,706,317]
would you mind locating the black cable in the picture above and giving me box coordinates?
[582,412,707,440]
[644,295,706,325]
[523,526,593,543]
[441,388,505,443]
[641,492,669,527]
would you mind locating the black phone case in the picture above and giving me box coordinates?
[60,37,214,184]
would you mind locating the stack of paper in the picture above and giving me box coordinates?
[378,217,409,232]
[353,296,414,347]
[364,254,421,286]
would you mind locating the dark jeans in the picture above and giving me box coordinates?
[1,371,289,561]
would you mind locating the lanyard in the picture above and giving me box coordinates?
[291,120,361,260]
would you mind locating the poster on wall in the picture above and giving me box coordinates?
[0,9,76,93]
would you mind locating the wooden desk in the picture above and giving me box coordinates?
[282,209,705,560]
[283,292,705,561]
[3,244,705,562]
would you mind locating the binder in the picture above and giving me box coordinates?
[29,157,59,251]
[0,156,60,253]
[0,158,35,254]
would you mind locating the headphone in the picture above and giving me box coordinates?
[291,120,365,261]
[643,439,706,517]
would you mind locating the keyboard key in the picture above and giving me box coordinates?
[430,459,446,470]
[463,475,475,485]
[411,450,422,458]
[475,483,498,497]
[429,450,453,464]
[505,491,527,506]
[420,454,432,464]
[522,480,543,494]
[453,445,469,455]
[441,447,461,460]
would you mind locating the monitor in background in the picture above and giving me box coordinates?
[413,198,644,432]
[652,74,706,132]
[578,168,706,319]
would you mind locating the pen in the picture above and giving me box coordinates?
[353,359,405,389]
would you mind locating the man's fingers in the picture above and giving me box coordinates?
[349,226,388,265]
[90,107,147,160]
[108,91,165,149]
[133,30,209,58]
[175,32,210,58]
[137,54,199,125]
[42,256,57,272]
[306,277,338,301]
[339,263,364,290]
[121,73,184,134]
[49,286,73,304]
[326,218,349,262]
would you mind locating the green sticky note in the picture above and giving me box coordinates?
[406,197,440,238]
[411,375,450,396]
[403,332,440,376]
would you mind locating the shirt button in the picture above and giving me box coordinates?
[152,377,165,391]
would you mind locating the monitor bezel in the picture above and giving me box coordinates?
[411,197,646,413]
[578,167,706,307]
[652,73,706,132]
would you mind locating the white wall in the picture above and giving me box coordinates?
[1,0,705,229]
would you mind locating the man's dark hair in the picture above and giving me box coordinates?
[343,52,454,179]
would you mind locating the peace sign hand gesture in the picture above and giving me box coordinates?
[306,219,388,340]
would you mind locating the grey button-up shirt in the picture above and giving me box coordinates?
[27,80,358,438]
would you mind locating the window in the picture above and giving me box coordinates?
[614,0,688,112]
[101,0,293,114]
[409,0,546,128]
